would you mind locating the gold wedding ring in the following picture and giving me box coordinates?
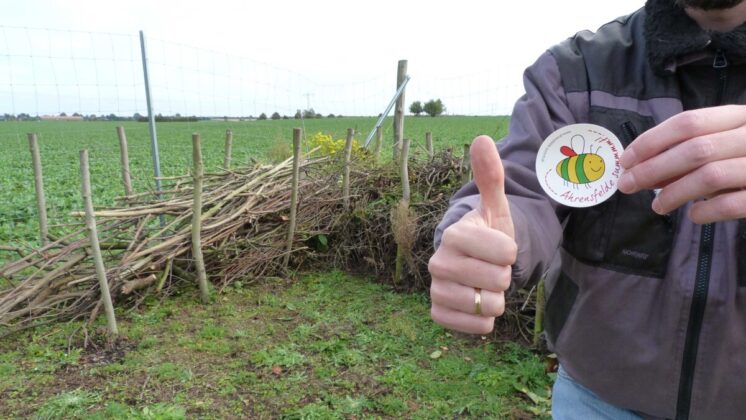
[474,288,482,316]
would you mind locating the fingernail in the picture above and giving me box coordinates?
[651,197,663,214]
[621,149,637,169]
[617,173,636,193]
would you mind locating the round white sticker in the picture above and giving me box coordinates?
[535,124,624,208]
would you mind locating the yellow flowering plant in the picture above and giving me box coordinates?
[307,132,365,159]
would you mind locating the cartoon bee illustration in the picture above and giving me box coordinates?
[556,135,605,187]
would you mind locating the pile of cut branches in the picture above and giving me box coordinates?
[0,149,537,343]
[1,154,328,333]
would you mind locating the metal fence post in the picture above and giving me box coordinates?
[139,31,163,203]
[363,75,410,149]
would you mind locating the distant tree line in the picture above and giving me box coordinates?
[1,109,349,122]
[2,113,38,121]
[409,99,446,117]
[256,109,345,120]
[134,113,200,123]
[1,112,133,121]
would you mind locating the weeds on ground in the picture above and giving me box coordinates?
[0,270,552,418]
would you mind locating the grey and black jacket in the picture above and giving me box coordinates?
[434,0,746,418]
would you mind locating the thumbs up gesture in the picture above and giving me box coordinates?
[429,136,517,334]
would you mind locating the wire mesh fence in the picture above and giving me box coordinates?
[0,25,518,252]
[1,25,521,120]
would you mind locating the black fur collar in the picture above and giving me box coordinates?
[645,0,746,74]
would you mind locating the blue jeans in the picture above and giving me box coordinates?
[552,366,642,420]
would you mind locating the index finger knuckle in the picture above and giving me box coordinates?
[676,110,706,134]
[428,254,449,278]
[440,224,456,246]
[686,138,717,167]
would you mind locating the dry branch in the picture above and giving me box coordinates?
[0,146,535,343]
[121,275,157,294]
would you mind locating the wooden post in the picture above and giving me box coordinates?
[342,128,354,209]
[116,126,134,198]
[283,128,302,269]
[223,129,233,170]
[462,143,472,183]
[191,133,210,304]
[426,132,434,161]
[394,138,411,285]
[373,126,383,162]
[393,59,407,162]
[80,149,118,335]
[28,133,48,246]
[401,138,411,203]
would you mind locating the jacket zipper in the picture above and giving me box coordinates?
[675,224,714,420]
[674,48,727,420]
[713,49,729,104]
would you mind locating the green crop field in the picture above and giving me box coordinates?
[0,116,557,420]
[0,117,509,251]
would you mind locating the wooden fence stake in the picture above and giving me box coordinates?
[342,128,354,209]
[116,126,134,198]
[28,133,48,246]
[426,132,434,161]
[394,138,411,285]
[462,143,472,183]
[223,129,233,170]
[283,128,302,269]
[373,126,383,163]
[80,149,118,335]
[393,59,407,162]
[191,133,210,304]
[401,138,411,203]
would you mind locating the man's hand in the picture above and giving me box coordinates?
[429,135,517,335]
[618,105,746,224]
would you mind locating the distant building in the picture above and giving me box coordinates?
[40,115,85,121]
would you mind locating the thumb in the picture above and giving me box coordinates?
[471,135,514,238]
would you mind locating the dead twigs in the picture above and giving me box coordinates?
[0,148,536,343]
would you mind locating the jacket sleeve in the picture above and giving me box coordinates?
[434,50,578,290]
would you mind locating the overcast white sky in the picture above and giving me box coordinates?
[1,1,645,116]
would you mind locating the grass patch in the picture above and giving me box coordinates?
[87,402,186,419]
[35,389,101,420]
[0,270,550,418]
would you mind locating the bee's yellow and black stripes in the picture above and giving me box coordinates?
[556,155,590,184]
